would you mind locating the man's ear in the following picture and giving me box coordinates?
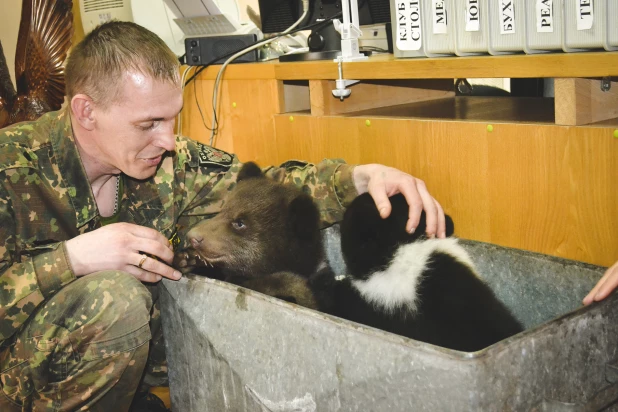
[70,94,96,131]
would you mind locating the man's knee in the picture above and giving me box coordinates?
[0,272,153,410]
[28,271,153,346]
[79,270,153,319]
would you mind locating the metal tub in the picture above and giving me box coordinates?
[160,230,616,411]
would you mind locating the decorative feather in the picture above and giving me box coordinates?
[0,41,15,128]
[0,0,73,128]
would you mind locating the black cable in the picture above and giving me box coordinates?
[193,71,218,133]
[184,49,252,87]
[302,10,344,32]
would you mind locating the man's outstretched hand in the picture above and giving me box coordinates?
[353,164,446,238]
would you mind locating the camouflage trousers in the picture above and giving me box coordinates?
[0,271,168,411]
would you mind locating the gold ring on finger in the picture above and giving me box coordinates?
[138,255,148,269]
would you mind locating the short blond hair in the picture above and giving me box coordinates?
[65,21,180,107]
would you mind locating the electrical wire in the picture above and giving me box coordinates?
[180,8,344,143]
[207,0,311,145]
[176,65,196,135]
[194,67,217,133]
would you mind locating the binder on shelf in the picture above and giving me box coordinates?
[454,0,490,56]
[421,0,456,57]
[488,0,526,55]
[523,0,564,54]
[606,0,618,51]
[390,0,427,58]
[562,0,617,52]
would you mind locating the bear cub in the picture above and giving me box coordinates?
[174,161,325,306]
[337,192,524,351]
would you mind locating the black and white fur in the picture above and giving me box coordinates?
[334,193,523,351]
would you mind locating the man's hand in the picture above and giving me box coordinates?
[353,164,446,238]
[65,222,182,283]
[583,260,618,305]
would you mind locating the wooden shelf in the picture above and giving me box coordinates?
[191,51,618,81]
[188,52,618,126]
[276,52,618,80]
[344,96,556,124]
[343,95,618,126]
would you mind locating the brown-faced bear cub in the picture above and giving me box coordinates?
[173,161,325,306]
[175,162,523,351]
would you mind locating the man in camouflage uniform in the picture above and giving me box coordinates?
[0,22,445,411]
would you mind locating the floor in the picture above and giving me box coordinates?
[150,386,171,409]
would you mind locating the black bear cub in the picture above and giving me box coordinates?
[336,193,523,351]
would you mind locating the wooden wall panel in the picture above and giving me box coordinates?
[180,78,284,164]
[273,116,362,165]
[71,1,85,46]
[485,124,618,266]
[564,128,617,264]
[401,120,492,242]
[275,116,492,241]
[180,77,235,152]
[272,114,618,267]
[224,79,284,164]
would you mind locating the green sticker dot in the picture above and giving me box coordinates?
[232,102,237,108]
[289,116,294,122]
[614,130,618,138]
[365,120,371,127]
[487,124,494,132]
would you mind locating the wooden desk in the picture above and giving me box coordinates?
[180,53,618,268]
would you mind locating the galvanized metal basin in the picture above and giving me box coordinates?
[161,231,615,411]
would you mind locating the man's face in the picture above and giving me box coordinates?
[93,71,183,180]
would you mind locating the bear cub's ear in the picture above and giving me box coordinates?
[445,215,455,237]
[288,194,320,240]
[238,162,264,182]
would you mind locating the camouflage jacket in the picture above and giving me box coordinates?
[0,109,359,345]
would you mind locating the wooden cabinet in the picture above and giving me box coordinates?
[180,52,618,267]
